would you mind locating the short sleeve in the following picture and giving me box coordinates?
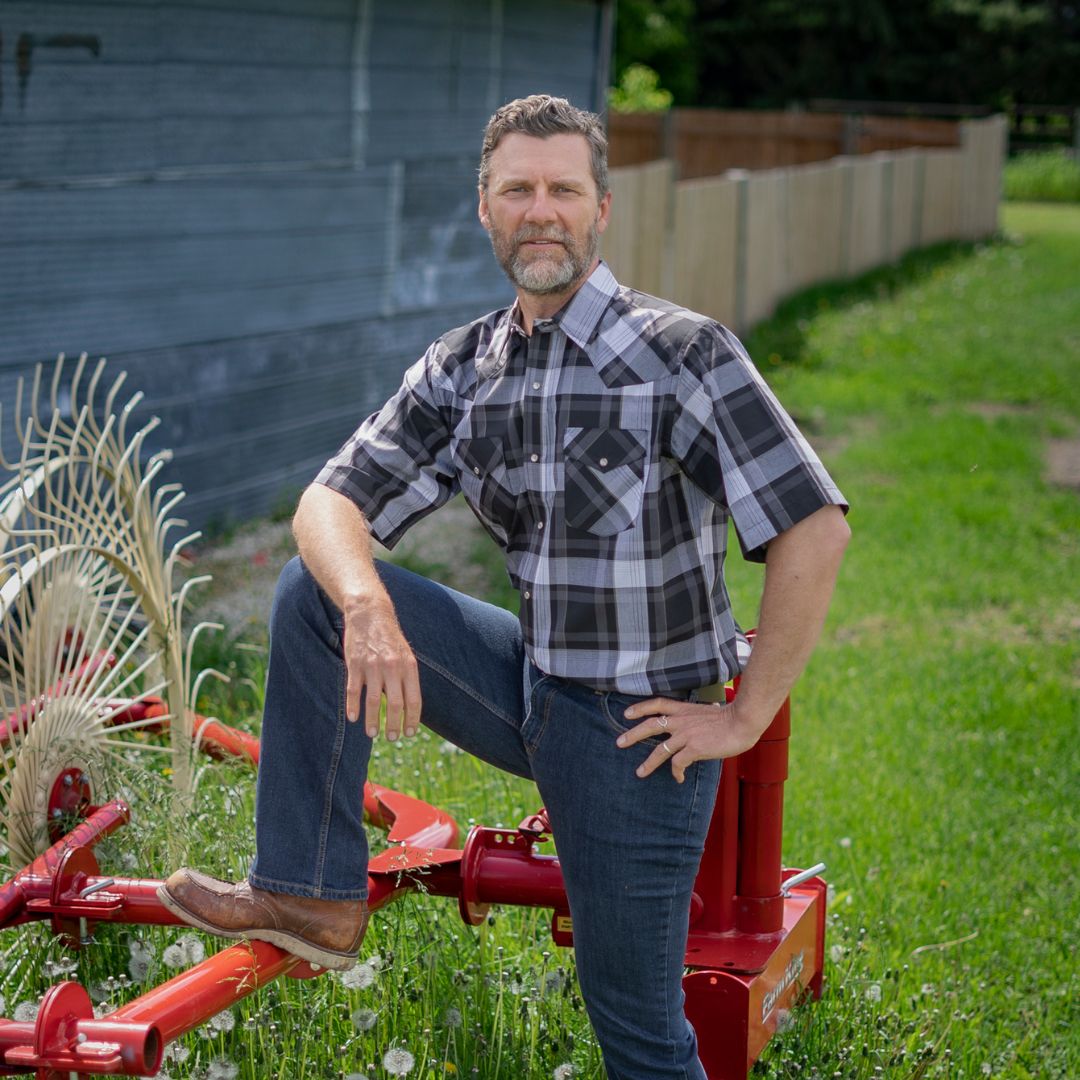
[671,324,848,562]
[314,344,458,549]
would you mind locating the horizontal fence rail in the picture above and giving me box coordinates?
[601,115,1007,333]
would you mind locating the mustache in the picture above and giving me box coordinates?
[512,226,573,246]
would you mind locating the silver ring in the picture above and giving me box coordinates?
[656,716,669,730]
[661,742,672,754]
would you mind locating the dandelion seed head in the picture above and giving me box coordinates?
[554,1064,575,1080]
[164,1044,190,1064]
[129,938,153,962]
[829,944,845,963]
[775,1009,794,1033]
[162,944,186,969]
[382,1047,415,1075]
[351,1007,377,1031]
[42,957,78,977]
[341,961,377,990]
[981,1066,992,1077]
[128,955,152,982]
[865,982,882,1002]
[443,1006,463,1028]
[205,1057,238,1080]
[439,740,463,755]
[0,993,5,1013]
[13,1001,40,1022]
[178,933,205,965]
[838,836,852,848]
[208,1009,236,1033]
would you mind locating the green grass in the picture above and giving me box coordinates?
[3,203,1078,1079]
[1003,149,1080,203]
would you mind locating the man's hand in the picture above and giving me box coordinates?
[616,697,771,783]
[342,594,421,740]
[293,483,424,742]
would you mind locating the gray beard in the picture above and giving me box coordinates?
[492,224,599,296]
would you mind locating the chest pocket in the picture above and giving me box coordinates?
[563,427,648,536]
[456,436,521,543]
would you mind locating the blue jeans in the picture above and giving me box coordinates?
[250,557,720,1080]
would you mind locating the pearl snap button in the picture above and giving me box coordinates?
[599,457,608,467]
[472,466,480,475]
[537,521,544,530]
[530,453,539,462]
[532,381,541,390]
[523,590,531,599]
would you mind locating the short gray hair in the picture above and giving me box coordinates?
[479,95,608,197]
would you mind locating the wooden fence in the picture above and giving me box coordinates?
[609,108,962,179]
[600,115,1006,333]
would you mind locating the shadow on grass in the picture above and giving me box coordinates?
[744,235,1005,370]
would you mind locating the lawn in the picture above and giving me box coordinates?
[1,203,1077,1080]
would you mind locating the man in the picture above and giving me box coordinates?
[160,95,849,1078]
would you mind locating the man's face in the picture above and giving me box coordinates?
[479,133,611,297]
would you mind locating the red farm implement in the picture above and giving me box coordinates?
[0,359,827,1079]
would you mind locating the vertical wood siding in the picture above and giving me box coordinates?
[0,0,609,528]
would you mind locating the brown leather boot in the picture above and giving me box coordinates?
[156,868,368,971]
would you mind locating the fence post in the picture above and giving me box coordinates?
[729,170,750,335]
[880,155,895,263]
[911,154,926,252]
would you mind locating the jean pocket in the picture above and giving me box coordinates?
[563,427,648,536]
[601,691,665,744]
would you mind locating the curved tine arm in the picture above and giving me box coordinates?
[102,369,128,430]
[85,356,108,419]
[190,665,229,711]
[164,531,201,583]
[24,359,52,441]
[13,372,29,447]
[185,621,225,690]
[154,489,187,539]
[175,574,212,615]
[150,482,183,523]
[115,390,146,453]
[0,404,15,472]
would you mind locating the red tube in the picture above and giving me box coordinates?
[194,717,261,765]
[0,801,129,928]
[111,940,302,1043]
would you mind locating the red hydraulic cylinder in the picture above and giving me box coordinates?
[734,699,790,935]
[689,685,739,936]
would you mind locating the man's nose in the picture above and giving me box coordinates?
[523,188,557,224]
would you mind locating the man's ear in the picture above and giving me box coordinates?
[478,187,491,231]
[595,190,612,236]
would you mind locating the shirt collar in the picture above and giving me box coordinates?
[475,261,619,380]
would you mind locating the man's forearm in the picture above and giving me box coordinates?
[733,504,851,731]
[292,483,391,616]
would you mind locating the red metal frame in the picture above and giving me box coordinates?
[1,684,825,1079]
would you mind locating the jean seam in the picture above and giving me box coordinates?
[669,762,703,1075]
[526,679,555,755]
[312,656,349,895]
[416,652,522,729]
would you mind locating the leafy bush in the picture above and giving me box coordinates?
[1003,149,1080,202]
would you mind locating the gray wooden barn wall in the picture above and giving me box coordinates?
[0,0,610,526]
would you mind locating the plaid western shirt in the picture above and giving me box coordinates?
[316,261,847,695]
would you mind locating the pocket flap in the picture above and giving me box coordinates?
[564,427,647,472]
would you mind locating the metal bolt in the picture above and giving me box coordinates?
[62,774,74,787]
[51,808,62,818]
